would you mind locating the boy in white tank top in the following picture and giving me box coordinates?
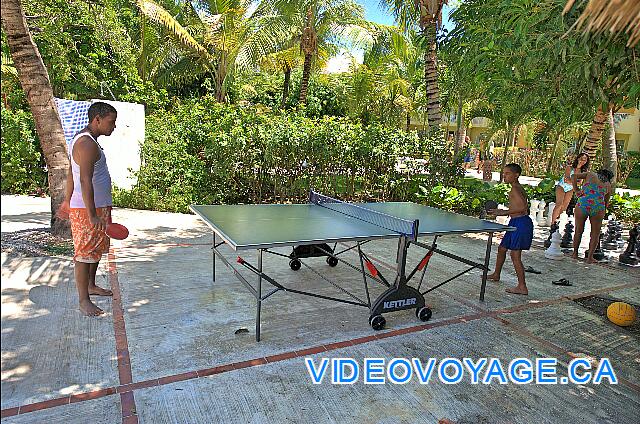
[58,102,117,316]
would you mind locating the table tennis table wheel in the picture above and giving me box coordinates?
[289,259,302,271]
[416,306,432,322]
[369,314,386,331]
[326,256,338,267]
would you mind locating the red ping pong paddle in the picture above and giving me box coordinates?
[105,223,129,240]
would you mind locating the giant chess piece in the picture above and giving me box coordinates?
[544,221,560,248]
[547,202,556,226]
[585,233,606,261]
[545,230,564,260]
[529,199,540,227]
[602,221,619,251]
[559,211,569,233]
[566,197,576,217]
[619,225,639,266]
[537,200,547,226]
[560,219,574,249]
[614,221,625,249]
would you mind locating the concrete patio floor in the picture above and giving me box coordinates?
[1,195,639,424]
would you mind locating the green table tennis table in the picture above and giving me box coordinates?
[191,191,513,341]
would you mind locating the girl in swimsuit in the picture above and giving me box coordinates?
[571,168,613,263]
[550,153,590,225]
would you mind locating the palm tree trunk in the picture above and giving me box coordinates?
[546,131,560,174]
[583,107,608,160]
[299,53,312,105]
[603,108,618,184]
[215,52,227,103]
[422,23,441,132]
[2,0,70,236]
[281,65,291,109]
[455,95,465,158]
[499,124,511,182]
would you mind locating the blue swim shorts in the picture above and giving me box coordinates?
[500,215,534,251]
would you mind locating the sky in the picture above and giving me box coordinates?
[325,1,455,73]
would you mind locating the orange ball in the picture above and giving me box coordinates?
[606,302,637,327]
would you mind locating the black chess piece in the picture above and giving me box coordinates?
[544,222,560,248]
[619,225,639,266]
[566,197,576,217]
[613,220,625,248]
[602,222,618,251]
[560,220,574,249]
[585,233,606,261]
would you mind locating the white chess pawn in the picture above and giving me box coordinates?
[559,211,568,233]
[547,202,556,226]
[529,199,539,227]
[545,231,564,260]
[537,200,547,226]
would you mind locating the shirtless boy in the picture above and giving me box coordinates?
[487,163,534,295]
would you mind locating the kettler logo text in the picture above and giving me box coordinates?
[384,298,416,309]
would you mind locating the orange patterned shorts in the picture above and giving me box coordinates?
[69,207,112,263]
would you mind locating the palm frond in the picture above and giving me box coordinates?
[564,0,640,46]
[1,52,19,79]
[136,0,214,60]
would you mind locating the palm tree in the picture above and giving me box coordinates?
[1,0,70,236]
[382,0,447,132]
[564,0,640,47]
[259,48,303,108]
[271,0,366,105]
[136,0,285,102]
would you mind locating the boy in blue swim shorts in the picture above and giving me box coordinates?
[487,163,533,295]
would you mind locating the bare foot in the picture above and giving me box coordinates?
[506,286,528,295]
[88,286,113,296]
[586,258,596,264]
[571,253,579,260]
[79,300,104,316]
[487,273,500,282]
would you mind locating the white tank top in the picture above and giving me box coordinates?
[69,131,113,208]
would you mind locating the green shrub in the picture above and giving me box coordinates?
[0,106,47,194]
[113,98,431,213]
[609,193,640,224]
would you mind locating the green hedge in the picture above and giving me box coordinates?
[114,98,432,213]
[416,178,557,216]
[1,106,47,194]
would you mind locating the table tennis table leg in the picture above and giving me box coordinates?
[256,249,263,342]
[212,232,216,283]
[479,232,493,301]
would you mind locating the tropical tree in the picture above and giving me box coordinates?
[1,0,69,235]
[382,0,447,132]
[270,0,366,105]
[259,47,304,108]
[136,0,290,102]
[343,26,417,127]
[444,0,639,177]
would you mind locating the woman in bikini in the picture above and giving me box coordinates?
[571,168,613,263]
[550,153,590,225]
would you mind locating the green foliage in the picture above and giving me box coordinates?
[113,98,431,213]
[0,107,47,194]
[609,193,640,224]
[628,152,640,179]
[416,177,558,217]
[229,71,349,117]
[618,151,640,186]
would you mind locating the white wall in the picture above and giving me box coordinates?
[94,100,145,190]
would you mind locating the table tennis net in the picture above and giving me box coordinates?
[309,191,419,240]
